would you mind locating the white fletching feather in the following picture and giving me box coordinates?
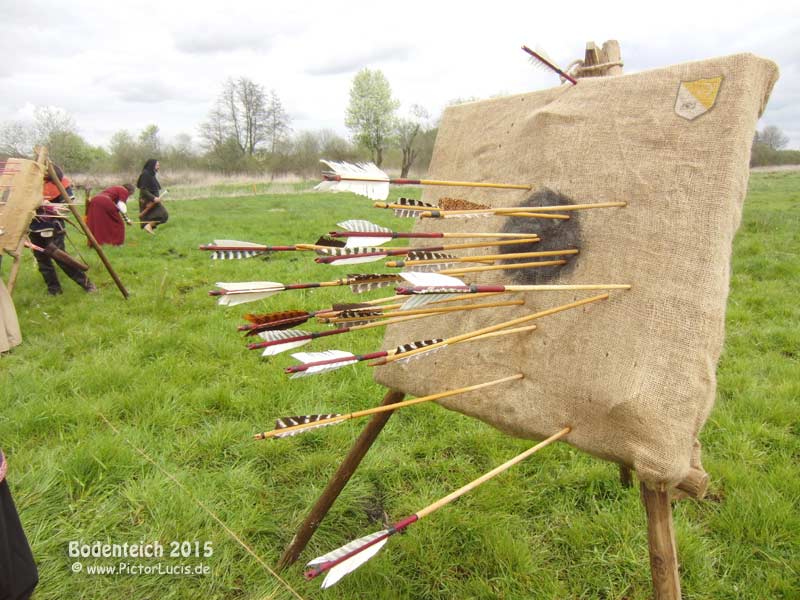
[316,160,391,200]
[337,219,391,233]
[213,239,266,248]
[307,529,389,567]
[398,272,466,287]
[400,293,456,310]
[290,350,357,378]
[321,537,390,588]
[258,329,315,356]
[344,235,391,248]
[215,281,285,306]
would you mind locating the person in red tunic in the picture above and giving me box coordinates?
[86,184,135,245]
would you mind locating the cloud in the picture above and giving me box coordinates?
[173,29,272,54]
[306,45,413,76]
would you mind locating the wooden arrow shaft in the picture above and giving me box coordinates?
[373,293,609,365]
[257,374,523,439]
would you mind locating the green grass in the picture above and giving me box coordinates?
[1,173,798,599]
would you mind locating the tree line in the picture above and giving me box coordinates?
[0,70,437,178]
[3,75,794,177]
[750,125,800,167]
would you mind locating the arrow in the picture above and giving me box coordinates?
[374,199,569,220]
[285,324,537,377]
[249,300,523,356]
[255,374,522,439]
[240,291,507,339]
[315,160,532,201]
[386,248,578,271]
[331,219,543,247]
[371,293,613,366]
[198,240,302,260]
[304,426,571,588]
[522,45,578,85]
[314,237,540,265]
[210,274,403,306]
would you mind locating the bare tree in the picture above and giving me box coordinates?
[201,77,270,156]
[396,105,430,178]
[265,90,291,153]
[0,121,34,157]
[756,125,789,150]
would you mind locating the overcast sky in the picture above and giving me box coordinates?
[2,0,798,150]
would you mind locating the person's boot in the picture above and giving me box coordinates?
[83,281,98,293]
[48,287,63,296]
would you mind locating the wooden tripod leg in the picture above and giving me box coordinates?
[641,481,682,599]
[6,238,26,295]
[276,388,405,571]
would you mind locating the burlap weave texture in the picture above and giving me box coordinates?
[374,53,778,484]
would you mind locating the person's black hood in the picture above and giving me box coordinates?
[136,159,161,192]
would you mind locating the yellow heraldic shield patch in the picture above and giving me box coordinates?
[675,76,723,120]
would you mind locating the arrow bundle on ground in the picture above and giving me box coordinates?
[256,374,523,439]
[304,426,571,588]
[315,160,533,201]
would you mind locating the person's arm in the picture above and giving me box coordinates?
[139,189,160,217]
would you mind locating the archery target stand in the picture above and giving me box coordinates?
[276,42,692,600]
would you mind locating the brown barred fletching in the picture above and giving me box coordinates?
[438,197,490,211]
[243,310,311,332]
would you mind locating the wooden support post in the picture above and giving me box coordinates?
[276,388,405,571]
[5,238,26,295]
[619,464,633,488]
[641,482,682,600]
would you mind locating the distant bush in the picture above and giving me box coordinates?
[750,143,800,167]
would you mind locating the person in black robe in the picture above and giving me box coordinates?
[0,451,38,600]
[136,159,168,234]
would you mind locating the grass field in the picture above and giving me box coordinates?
[0,172,797,599]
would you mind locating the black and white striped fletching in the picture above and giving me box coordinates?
[209,240,266,260]
[257,329,315,356]
[338,219,393,248]
[393,339,445,363]
[315,160,391,200]
[392,197,435,218]
[273,414,342,438]
[307,530,391,589]
[289,350,358,378]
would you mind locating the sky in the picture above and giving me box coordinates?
[1,0,798,150]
